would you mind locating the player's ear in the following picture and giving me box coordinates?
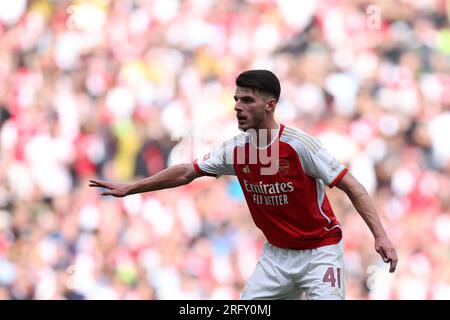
[266,99,276,112]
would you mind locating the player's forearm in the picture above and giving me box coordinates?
[344,183,387,239]
[126,164,194,195]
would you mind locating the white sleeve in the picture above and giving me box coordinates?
[194,139,236,177]
[295,139,348,188]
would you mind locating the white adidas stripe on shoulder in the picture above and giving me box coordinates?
[282,126,321,153]
[218,132,247,149]
[233,132,248,147]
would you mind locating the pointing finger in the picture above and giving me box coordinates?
[388,250,398,273]
[89,180,105,186]
[90,183,106,188]
[389,258,397,273]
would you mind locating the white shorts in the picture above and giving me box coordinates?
[240,240,345,300]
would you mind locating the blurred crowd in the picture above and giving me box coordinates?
[0,0,450,300]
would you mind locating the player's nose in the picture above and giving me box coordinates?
[234,101,243,112]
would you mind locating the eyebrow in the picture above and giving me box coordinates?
[233,95,255,101]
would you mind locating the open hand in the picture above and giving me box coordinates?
[375,237,398,273]
[89,179,130,197]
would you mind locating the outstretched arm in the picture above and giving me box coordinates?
[89,163,203,197]
[336,172,398,273]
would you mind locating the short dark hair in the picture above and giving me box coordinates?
[236,70,281,102]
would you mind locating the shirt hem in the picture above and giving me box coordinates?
[267,233,342,250]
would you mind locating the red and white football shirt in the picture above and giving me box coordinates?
[193,124,348,250]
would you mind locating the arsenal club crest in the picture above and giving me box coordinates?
[277,159,290,175]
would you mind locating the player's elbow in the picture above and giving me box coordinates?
[179,174,194,185]
[179,163,201,185]
[336,172,366,197]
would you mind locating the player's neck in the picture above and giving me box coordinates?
[250,121,280,149]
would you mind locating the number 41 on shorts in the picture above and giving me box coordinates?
[323,267,342,288]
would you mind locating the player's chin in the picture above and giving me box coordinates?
[238,125,249,132]
[237,120,251,131]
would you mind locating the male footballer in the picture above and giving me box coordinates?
[90,70,398,300]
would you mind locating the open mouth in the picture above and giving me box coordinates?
[237,115,247,123]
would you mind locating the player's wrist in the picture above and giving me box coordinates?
[124,183,138,196]
[374,232,388,240]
